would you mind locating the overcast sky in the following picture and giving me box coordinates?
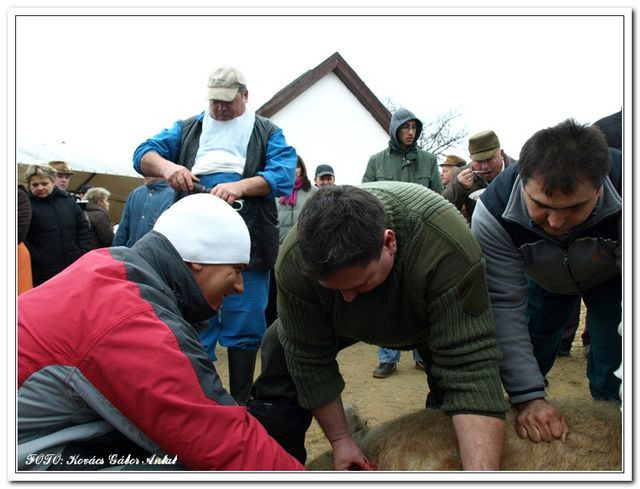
[12,7,627,181]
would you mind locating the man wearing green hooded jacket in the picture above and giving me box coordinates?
[363,107,443,191]
[362,107,443,378]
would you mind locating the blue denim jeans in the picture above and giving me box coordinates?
[199,269,270,361]
[526,275,621,400]
[378,347,423,364]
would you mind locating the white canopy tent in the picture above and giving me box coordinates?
[17,141,146,223]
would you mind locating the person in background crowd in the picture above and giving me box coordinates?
[471,119,621,443]
[363,107,443,192]
[314,164,336,187]
[17,184,33,294]
[249,183,508,470]
[24,164,90,286]
[593,109,622,150]
[78,184,93,201]
[48,161,74,193]
[18,194,304,471]
[265,156,317,326]
[112,177,174,247]
[362,107,443,379]
[276,156,317,248]
[439,154,466,188]
[442,130,516,222]
[132,65,297,405]
[84,187,114,250]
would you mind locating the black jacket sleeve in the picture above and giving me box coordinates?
[17,186,32,244]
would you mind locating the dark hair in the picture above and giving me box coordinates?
[297,156,312,192]
[296,185,389,280]
[518,118,610,195]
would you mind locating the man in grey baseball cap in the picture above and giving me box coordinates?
[206,65,247,102]
[133,64,298,406]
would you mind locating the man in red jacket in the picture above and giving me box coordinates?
[17,193,303,471]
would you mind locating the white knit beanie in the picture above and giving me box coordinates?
[153,194,250,265]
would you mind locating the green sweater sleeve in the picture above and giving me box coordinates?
[426,260,509,417]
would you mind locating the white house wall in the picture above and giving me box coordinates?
[265,72,389,185]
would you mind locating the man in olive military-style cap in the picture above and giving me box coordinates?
[441,130,516,222]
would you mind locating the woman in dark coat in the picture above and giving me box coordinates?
[84,187,114,250]
[17,184,33,294]
[24,165,90,286]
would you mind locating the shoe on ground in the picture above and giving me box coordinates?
[372,362,397,378]
[414,360,425,370]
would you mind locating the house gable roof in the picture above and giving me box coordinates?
[256,51,391,132]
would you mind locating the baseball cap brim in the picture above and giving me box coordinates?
[207,87,240,102]
[316,172,334,177]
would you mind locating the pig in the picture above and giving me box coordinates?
[306,398,622,471]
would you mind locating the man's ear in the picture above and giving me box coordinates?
[188,262,204,273]
[383,229,397,255]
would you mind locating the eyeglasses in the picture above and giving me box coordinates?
[57,173,72,178]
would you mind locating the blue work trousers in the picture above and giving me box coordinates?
[526,275,621,400]
[199,269,270,361]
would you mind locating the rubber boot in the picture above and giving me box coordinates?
[246,399,312,465]
[227,349,258,405]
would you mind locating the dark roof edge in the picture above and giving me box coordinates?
[256,51,391,132]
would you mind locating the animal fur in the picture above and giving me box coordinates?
[306,398,622,471]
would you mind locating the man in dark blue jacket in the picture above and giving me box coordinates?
[594,109,622,150]
[112,177,174,247]
[472,119,621,443]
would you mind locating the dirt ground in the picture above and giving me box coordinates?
[214,314,591,466]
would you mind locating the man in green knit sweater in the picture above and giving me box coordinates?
[248,182,509,470]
